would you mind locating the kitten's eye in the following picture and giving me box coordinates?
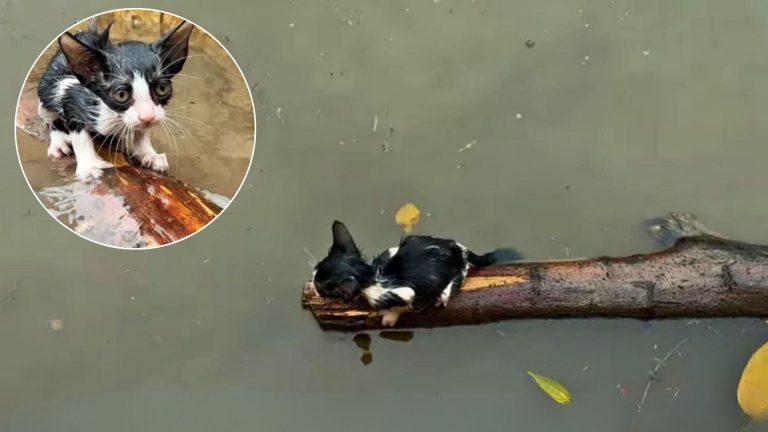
[110,87,131,104]
[154,83,172,97]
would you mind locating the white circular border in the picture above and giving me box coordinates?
[14,7,257,251]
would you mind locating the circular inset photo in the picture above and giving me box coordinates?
[15,9,255,249]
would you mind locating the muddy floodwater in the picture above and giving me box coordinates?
[3,1,768,431]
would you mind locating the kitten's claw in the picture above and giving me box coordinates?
[75,159,114,181]
[381,310,401,327]
[47,136,72,159]
[140,152,169,172]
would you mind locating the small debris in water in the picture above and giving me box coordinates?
[666,387,681,398]
[642,50,651,56]
[382,128,394,152]
[565,185,571,190]
[617,383,628,396]
[457,163,466,170]
[496,329,505,337]
[156,336,163,343]
[49,319,63,331]
[458,140,477,152]
[197,320,203,325]
[516,113,523,119]
[288,22,295,28]
[372,115,379,132]
[584,23,590,28]
[118,268,131,274]
[525,39,535,48]
[582,366,589,372]
[130,296,135,301]
[202,258,211,264]
[276,107,283,120]
[380,209,386,214]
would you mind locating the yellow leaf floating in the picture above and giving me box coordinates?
[527,371,572,405]
[738,341,768,421]
[395,203,420,234]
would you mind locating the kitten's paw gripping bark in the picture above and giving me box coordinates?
[140,152,169,173]
[75,159,114,181]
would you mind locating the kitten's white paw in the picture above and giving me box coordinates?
[381,310,401,327]
[435,292,450,308]
[47,134,72,158]
[140,152,169,172]
[75,159,114,181]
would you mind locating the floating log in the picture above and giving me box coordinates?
[16,86,223,248]
[301,213,768,331]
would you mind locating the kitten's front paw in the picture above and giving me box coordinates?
[140,153,169,173]
[75,159,114,181]
[381,310,401,327]
[47,137,72,158]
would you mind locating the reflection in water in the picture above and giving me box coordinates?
[5,1,768,430]
[352,331,415,366]
[379,330,415,343]
[38,182,144,247]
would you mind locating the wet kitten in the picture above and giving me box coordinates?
[37,19,194,180]
[310,221,522,327]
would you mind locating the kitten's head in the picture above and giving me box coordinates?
[311,221,374,302]
[57,19,195,130]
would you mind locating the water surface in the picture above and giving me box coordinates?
[2,1,768,431]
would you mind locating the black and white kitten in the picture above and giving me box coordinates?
[311,221,521,327]
[37,19,194,180]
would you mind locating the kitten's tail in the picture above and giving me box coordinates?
[467,248,523,267]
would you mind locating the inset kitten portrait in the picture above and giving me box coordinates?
[14,9,256,249]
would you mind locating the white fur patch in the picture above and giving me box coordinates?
[362,284,415,308]
[70,130,114,180]
[121,73,165,128]
[435,280,456,307]
[387,247,399,257]
[54,77,79,100]
[93,100,122,136]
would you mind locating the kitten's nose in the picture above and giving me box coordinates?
[138,112,156,126]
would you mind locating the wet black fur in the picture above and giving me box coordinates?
[37,19,192,134]
[312,221,522,310]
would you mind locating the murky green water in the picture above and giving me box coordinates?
[3,1,768,431]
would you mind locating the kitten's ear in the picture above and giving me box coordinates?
[85,18,111,47]
[331,221,360,255]
[154,20,195,77]
[58,32,107,82]
[97,21,113,47]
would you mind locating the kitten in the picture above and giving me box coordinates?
[311,221,522,327]
[37,19,194,180]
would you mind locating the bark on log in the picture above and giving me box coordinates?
[16,87,223,248]
[301,213,768,331]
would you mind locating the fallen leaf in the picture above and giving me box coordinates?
[738,341,768,421]
[395,203,420,234]
[527,371,572,405]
